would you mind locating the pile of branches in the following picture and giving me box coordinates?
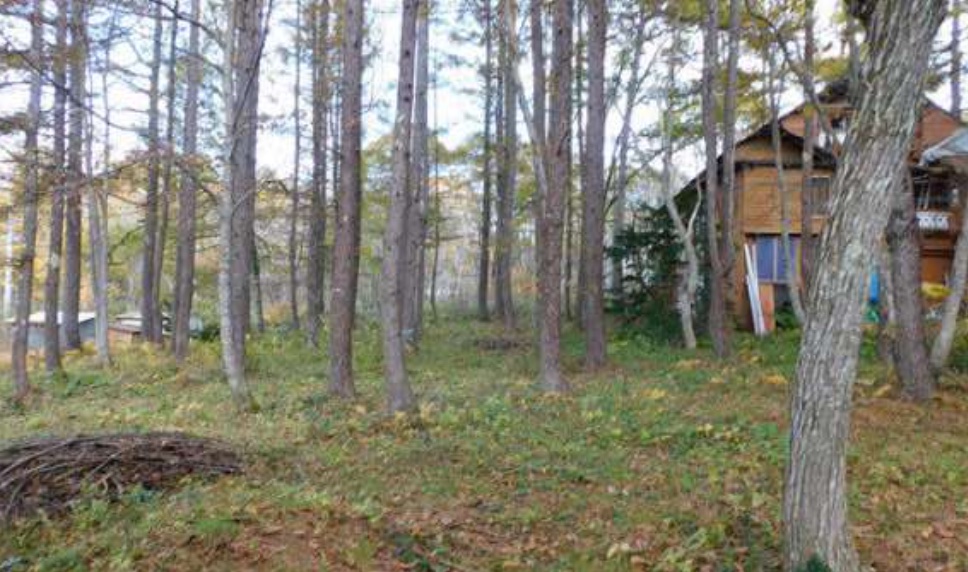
[0,432,242,524]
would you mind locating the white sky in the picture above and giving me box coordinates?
[0,0,961,190]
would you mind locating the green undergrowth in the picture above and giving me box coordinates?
[1,316,966,571]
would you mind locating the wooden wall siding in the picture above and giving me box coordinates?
[735,137,803,164]
[740,164,835,234]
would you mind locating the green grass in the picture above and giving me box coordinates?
[1,316,966,571]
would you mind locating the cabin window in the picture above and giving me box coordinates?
[913,175,954,211]
[754,236,799,283]
[807,176,832,214]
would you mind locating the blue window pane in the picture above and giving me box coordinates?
[756,237,775,281]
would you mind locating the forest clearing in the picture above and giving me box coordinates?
[2,0,968,569]
[1,320,966,571]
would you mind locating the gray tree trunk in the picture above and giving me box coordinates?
[380,0,420,413]
[403,5,430,344]
[719,0,741,320]
[768,49,806,325]
[63,0,86,350]
[800,0,817,296]
[307,0,330,347]
[886,172,935,400]
[87,23,110,366]
[328,0,363,398]
[289,0,303,331]
[44,0,68,374]
[219,0,265,411]
[701,0,729,358]
[953,0,963,117]
[494,0,517,331]
[143,4,163,345]
[477,0,494,321]
[931,177,968,370]
[12,0,44,402]
[609,13,647,299]
[173,0,202,364]
[537,0,571,392]
[784,2,944,569]
[155,7,179,343]
[581,0,606,368]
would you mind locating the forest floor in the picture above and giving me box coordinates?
[0,316,966,571]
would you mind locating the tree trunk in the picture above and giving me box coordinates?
[403,5,430,344]
[931,176,968,370]
[328,0,363,398]
[768,49,806,325]
[574,11,584,329]
[220,0,265,411]
[173,0,202,364]
[886,172,935,400]
[701,0,729,358]
[609,13,647,300]
[581,0,606,368]
[251,235,266,333]
[155,6,179,343]
[477,0,494,321]
[143,3,163,345]
[719,0,741,322]
[87,20,110,366]
[289,0,304,331]
[800,0,817,294]
[11,0,44,402]
[784,2,944,569]
[307,0,330,347]
[531,0,547,326]
[44,0,68,374]
[537,0,571,392]
[63,0,86,350]
[953,0,963,118]
[495,0,517,332]
[380,0,420,413]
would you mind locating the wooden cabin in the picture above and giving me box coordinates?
[682,82,965,332]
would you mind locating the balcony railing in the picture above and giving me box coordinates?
[917,210,953,232]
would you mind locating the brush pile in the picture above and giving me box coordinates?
[0,432,242,524]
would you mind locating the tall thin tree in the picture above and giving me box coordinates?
[11,0,44,402]
[63,0,86,350]
[307,0,330,346]
[173,0,203,364]
[142,3,163,345]
[328,0,363,397]
[477,0,494,320]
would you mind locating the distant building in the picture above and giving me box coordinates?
[6,312,97,350]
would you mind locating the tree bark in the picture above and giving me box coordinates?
[44,0,68,374]
[931,176,968,370]
[63,0,86,350]
[143,3,163,345]
[800,0,817,296]
[173,0,202,364]
[289,0,304,331]
[784,2,944,569]
[477,0,494,321]
[328,0,363,398]
[403,5,430,344]
[886,172,935,400]
[380,0,420,413]
[220,0,265,411]
[87,18,110,366]
[609,13,647,300]
[494,0,517,331]
[768,49,806,325]
[720,0,741,321]
[537,0,571,392]
[581,0,606,368]
[155,5,179,343]
[702,0,729,358]
[953,0,963,118]
[12,0,44,402]
[307,0,330,347]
